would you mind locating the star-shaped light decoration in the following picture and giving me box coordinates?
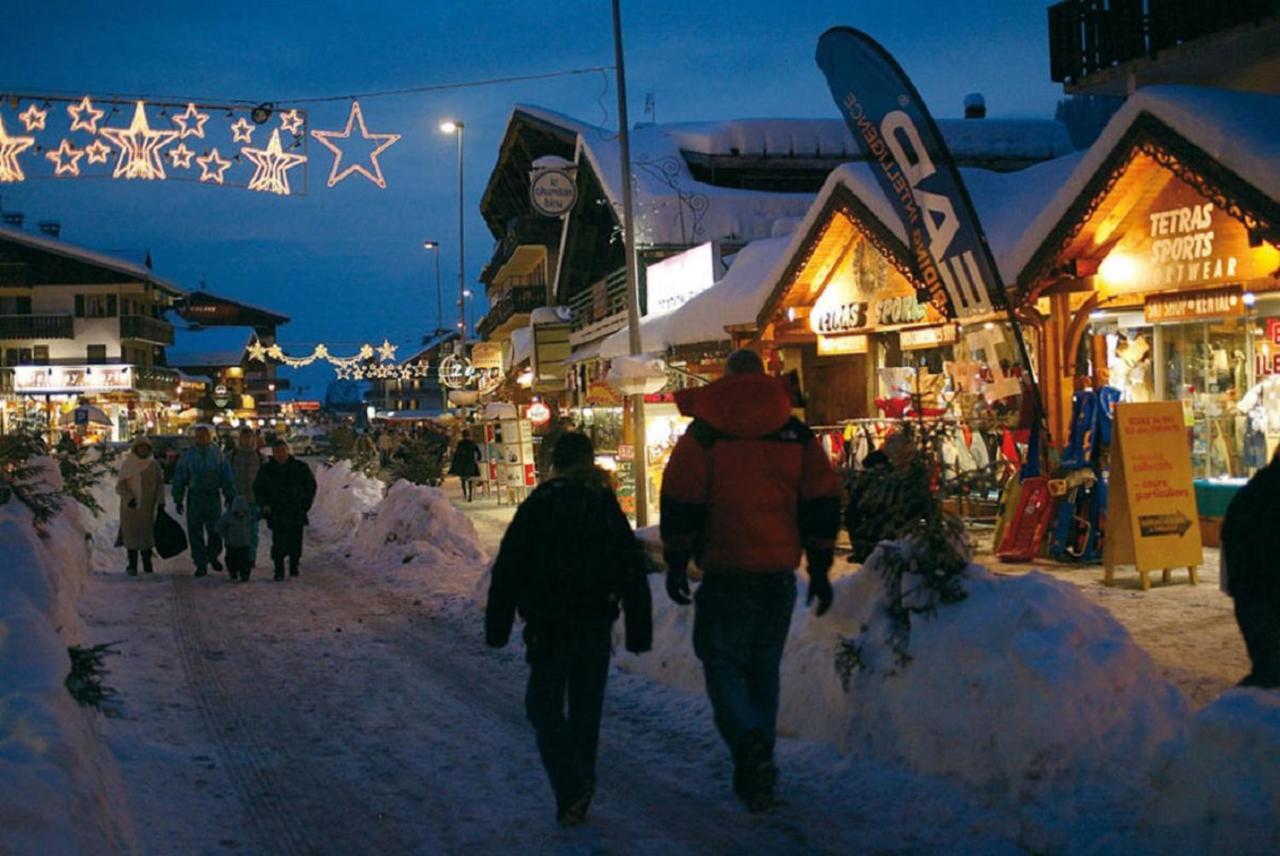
[84,139,111,164]
[195,147,232,184]
[377,339,398,362]
[310,101,400,189]
[18,104,47,132]
[266,344,285,360]
[68,96,105,133]
[99,101,178,180]
[314,344,330,359]
[171,103,210,139]
[246,339,268,362]
[0,115,36,183]
[167,143,195,169]
[243,129,307,196]
[279,109,305,135]
[46,139,85,177]
[230,117,255,143]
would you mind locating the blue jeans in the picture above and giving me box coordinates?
[186,496,223,570]
[693,572,796,750]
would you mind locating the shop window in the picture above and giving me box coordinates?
[9,347,33,365]
[33,345,49,366]
[1158,319,1248,478]
[87,344,108,365]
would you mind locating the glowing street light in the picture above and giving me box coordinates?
[440,119,466,342]
[423,240,443,335]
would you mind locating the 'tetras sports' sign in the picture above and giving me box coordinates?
[815,28,1007,321]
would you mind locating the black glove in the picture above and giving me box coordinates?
[806,549,834,617]
[664,553,692,605]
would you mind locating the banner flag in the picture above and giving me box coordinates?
[815,27,1008,320]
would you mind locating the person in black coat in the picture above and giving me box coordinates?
[253,439,318,581]
[1221,449,1280,688]
[449,429,482,502]
[485,432,653,827]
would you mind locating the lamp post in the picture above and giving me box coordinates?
[440,120,466,343]
[422,240,443,335]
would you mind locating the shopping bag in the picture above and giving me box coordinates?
[153,506,189,559]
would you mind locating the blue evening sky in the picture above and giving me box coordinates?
[0,1,1063,398]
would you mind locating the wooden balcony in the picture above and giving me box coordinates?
[568,267,629,339]
[0,313,74,340]
[119,313,175,345]
[477,284,546,339]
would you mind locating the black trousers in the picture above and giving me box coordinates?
[1235,596,1280,687]
[226,545,253,580]
[525,639,611,811]
[270,523,304,569]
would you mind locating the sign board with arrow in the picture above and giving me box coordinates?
[1104,402,1202,589]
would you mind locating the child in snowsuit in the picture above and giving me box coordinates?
[485,432,653,827]
[215,496,257,582]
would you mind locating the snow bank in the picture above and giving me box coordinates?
[351,480,487,572]
[308,460,385,545]
[0,461,135,853]
[618,538,1189,844]
[1138,689,1280,853]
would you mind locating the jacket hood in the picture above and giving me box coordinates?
[230,496,251,514]
[674,373,793,438]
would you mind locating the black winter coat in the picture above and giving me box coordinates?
[449,439,482,478]
[1222,460,1280,600]
[485,468,653,657]
[253,457,317,531]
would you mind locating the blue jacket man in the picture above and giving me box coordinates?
[172,424,235,576]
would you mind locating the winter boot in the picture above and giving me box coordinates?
[273,559,285,581]
[557,777,595,827]
[141,550,154,574]
[194,566,208,577]
[210,556,224,572]
[732,730,777,813]
[126,550,139,576]
[289,558,299,578]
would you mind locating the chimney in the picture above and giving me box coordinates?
[964,93,986,119]
[2,212,23,228]
[38,220,61,238]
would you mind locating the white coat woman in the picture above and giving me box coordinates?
[116,436,165,575]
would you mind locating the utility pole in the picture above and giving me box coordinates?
[612,0,649,527]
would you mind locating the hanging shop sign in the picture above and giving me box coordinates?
[529,167,577,217]
[525,401,552,425]
[1258,319,1280,377]
[809,257,945,337]
[645,242,719,316]
[817,334,869,356]
[899,324,958,350]
[470,341,504,371]
[1104,401,1203,588]
[585,380,623,407]
[1144,285,1244,323]
[15,364,132,394]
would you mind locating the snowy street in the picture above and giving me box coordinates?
[79,500,1015,854]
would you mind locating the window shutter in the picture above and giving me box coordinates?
[74,295,85,317]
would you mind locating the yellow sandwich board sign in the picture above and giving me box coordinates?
[1104,402,1202,589]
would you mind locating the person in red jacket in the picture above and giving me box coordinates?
[660,348,841,812]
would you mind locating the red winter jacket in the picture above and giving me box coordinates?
[660,373,842,574]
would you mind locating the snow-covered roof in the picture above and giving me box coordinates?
[0,224,184,293]
[400,331,459,364]
[529,306,571,326]
[164,315,254,369]
[182,291,290,324]
[1007,85,1280,284]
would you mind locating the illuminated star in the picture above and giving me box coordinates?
[246,339,268,362]
[84,139,111,164]
[171,103,210,139]
[99,101,178,180]
[230,117,255,143]
[67,96,105,134]
[18,104,47,132]
[195,147,232,184]
[45,139,85,177]
[377,339,398,362]
[310,101,400,189]
[279,109,305,135]
[243,129,307,196]
[0,115,36,183]
[167,143,195,169]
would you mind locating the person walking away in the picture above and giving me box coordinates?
[228,426,263,564]
[486,432,652,826]
[659,349,841,812]
[172,424,235,577]
[536,416,575,482]
[449,429,482,501]
[254,439,318,581]
[1221,447,1280,688]
[116,436,164,576]
[214,497,257,582]
[844,432,932,563]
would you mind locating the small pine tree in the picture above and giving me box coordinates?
[0,432,65,525]
[58,443,121,517]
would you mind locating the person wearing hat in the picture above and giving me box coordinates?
[172,424,235,577]
[116,436,165,576]
[254,439,317,580]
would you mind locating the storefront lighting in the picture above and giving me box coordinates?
[1098,251,1141,289]
[1244,291,1257,308]
[984,322,995,330]
[230,418,241,428]
[212,415,223,425]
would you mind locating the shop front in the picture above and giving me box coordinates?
[13,363,181,444]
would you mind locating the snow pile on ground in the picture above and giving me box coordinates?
[308,460,384,545]
[350,480,487,573]
[0,460,134,852]
[1137,688,1280,853]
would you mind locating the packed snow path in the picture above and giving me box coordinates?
[84,534,1015,854]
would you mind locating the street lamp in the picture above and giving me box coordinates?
[423,240,443,335]
[440,119,466,342]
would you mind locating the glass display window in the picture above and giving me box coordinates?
[1156,317,1249,478]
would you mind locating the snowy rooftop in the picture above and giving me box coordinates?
[164,315,254,369]
[0,224,184,293]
